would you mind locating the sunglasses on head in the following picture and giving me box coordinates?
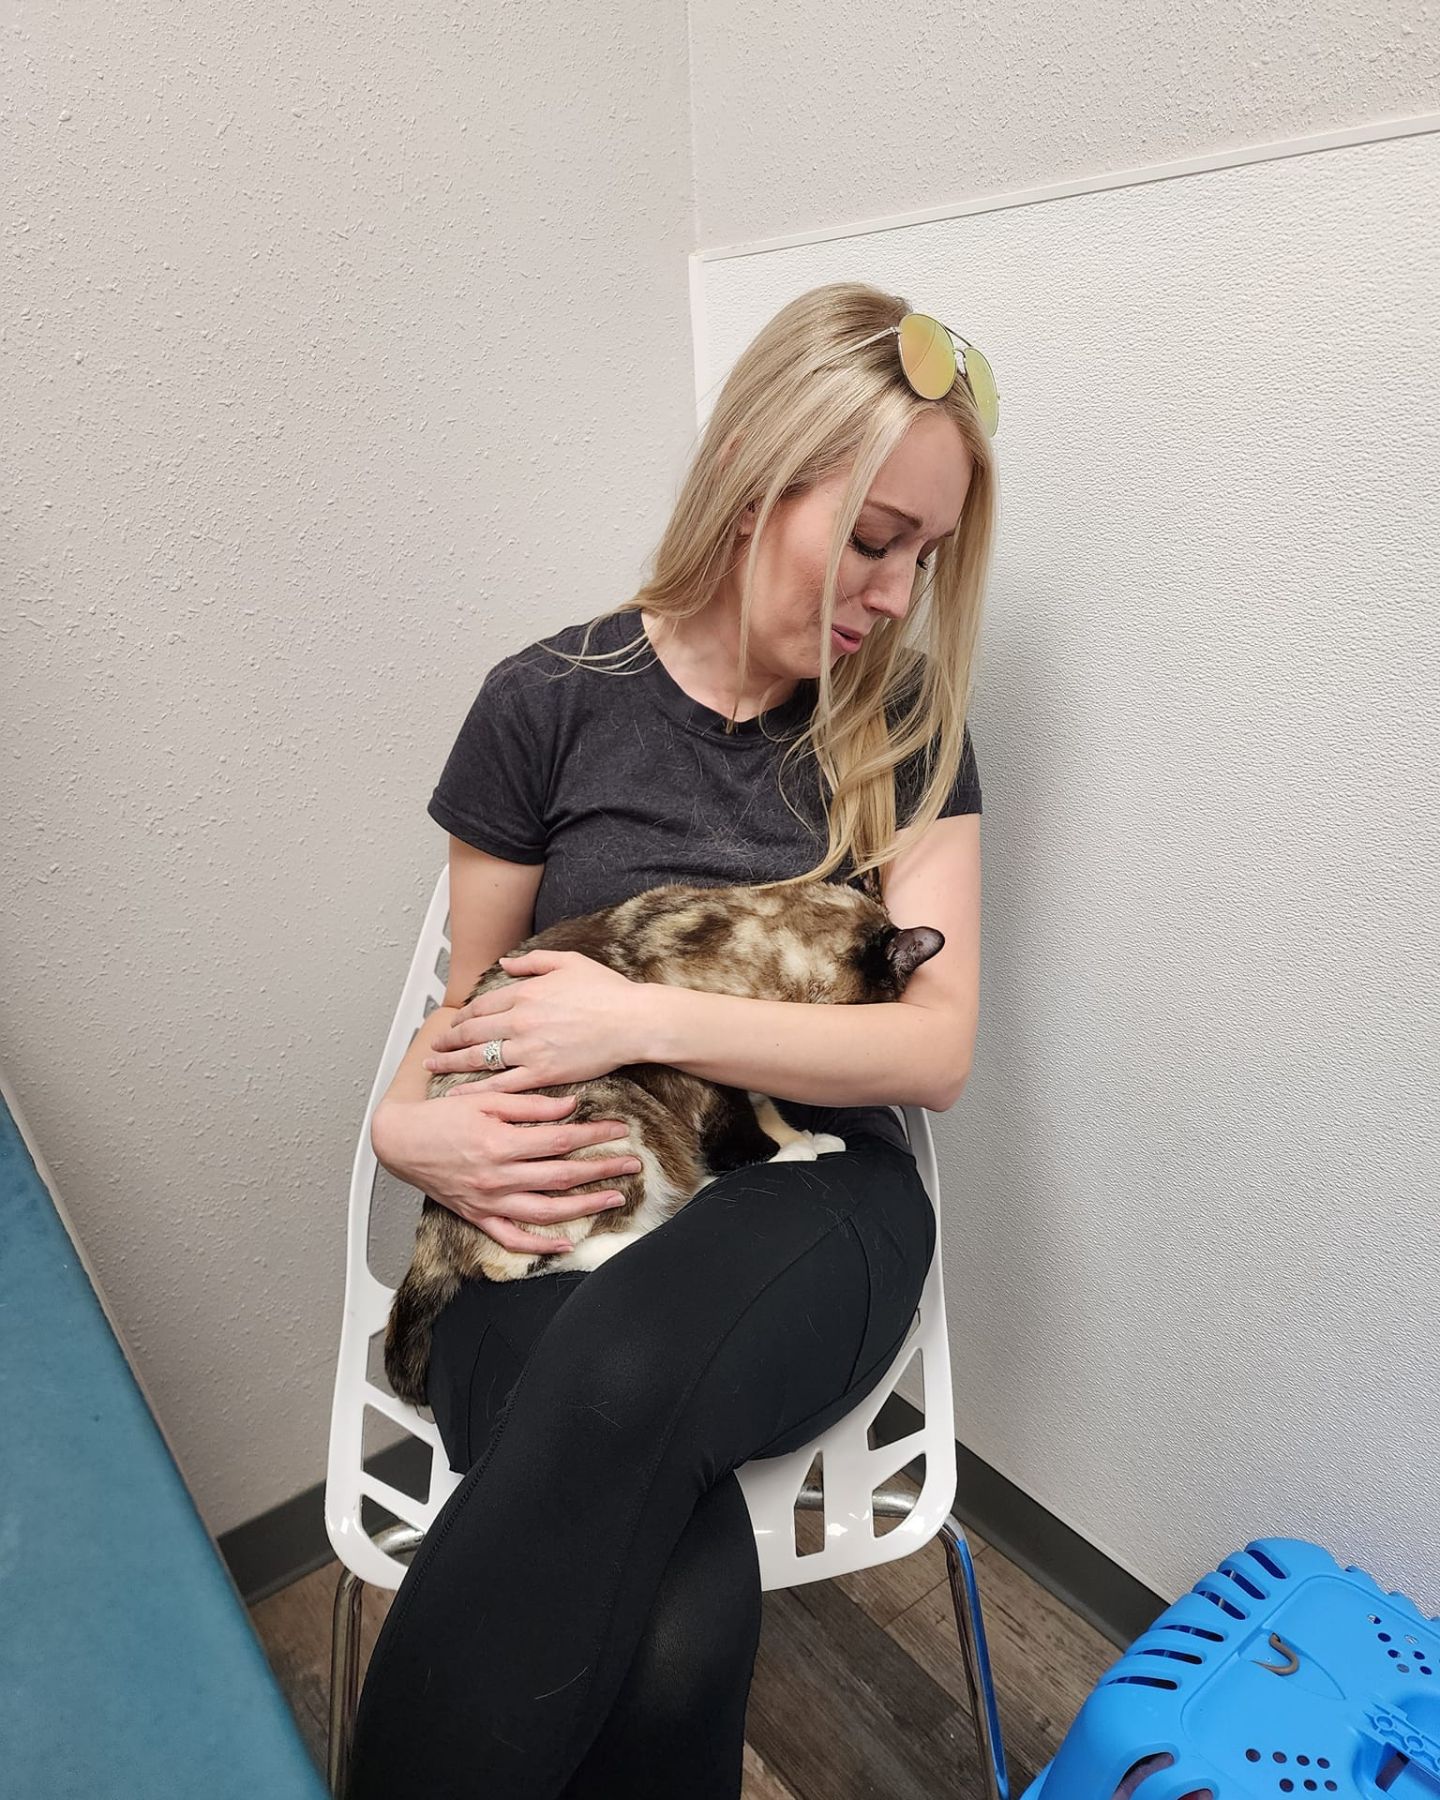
[840,312,999,437]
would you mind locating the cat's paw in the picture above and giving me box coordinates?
[768,1132,821,1162]
[560,1229,635,1271]
[811,1131,848,1156]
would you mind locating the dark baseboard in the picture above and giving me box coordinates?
[221,1395,1167,1645]
[220,1433,433,1607]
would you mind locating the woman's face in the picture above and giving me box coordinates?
[735,409,973,677]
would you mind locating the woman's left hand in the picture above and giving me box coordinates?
[423,948,651,1092]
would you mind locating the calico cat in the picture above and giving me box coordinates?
[382,876,944,1408]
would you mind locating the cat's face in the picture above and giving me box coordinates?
[782,881,944,1004]
[633,880,943,1007]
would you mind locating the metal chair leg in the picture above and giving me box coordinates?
[937,1510,1011,1800]
[327,1524,425,1800]
[805,1484,1010,1799]
[328,1565,365,1800]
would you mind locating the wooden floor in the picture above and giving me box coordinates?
[250,1469,1120,1797]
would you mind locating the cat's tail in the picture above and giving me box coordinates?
[383,1257,462,1410]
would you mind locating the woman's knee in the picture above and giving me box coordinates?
[520,1289,693,1447]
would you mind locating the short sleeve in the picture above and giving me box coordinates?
[940,720,983,818]
[426,658,551,864]
[894,718,983,823]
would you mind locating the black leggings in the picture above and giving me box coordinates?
[348,1129,936,1800]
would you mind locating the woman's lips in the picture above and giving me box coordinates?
[831,625,861,652]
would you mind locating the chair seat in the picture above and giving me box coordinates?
[1022,1535,1440,1800]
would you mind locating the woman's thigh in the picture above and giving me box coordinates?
[735,1131,935,1459]
[427,1266,590,1472]
[424,1129,935,1476]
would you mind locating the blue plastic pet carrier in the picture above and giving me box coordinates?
[1021,1536,1440,1800]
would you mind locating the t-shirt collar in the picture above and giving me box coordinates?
[618,609,815,741]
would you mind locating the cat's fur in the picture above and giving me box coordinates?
[382,877,944,1408]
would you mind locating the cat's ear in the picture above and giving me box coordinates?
[889,924,944,980]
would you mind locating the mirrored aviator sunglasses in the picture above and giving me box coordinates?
[845,311,999,436]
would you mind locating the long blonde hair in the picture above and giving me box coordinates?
[535,279,997,894]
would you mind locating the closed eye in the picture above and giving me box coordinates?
[850,532,932,571]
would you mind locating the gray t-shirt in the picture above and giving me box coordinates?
[427,607,982,1158]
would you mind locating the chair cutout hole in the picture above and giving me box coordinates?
[359,1489,408,1543]
[867,1346,923,1455]
[792,1451,826,1560]
[433,940,450,988]
[365,1327,433,1420]
[361,1404,430,1505]
[365,1329,394,1398]
[873,1453,923,1536]
[366,1163,426,1289]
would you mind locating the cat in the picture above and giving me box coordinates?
[382,876,944,1408]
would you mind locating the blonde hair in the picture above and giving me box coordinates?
[535,279,996,895]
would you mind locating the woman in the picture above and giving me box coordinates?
[348,280,998,1799]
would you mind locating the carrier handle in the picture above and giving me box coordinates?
[1363,1703,1440,1791]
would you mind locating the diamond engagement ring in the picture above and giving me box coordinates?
[481,1039,508,1072]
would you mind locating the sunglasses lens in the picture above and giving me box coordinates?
[896,313,958,400]
[896,314,1000,433]
[962,346,1000,437]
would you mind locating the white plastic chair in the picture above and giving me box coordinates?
[324,866,1010,1799]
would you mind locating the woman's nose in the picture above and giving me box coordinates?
[861,572,913,623]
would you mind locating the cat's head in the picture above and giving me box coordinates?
[621,879,944,1006]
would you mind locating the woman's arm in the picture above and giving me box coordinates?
[637,988,964,1113]
[636,816,981,1114]
[371,835,543,1175]
[370,1004,463,1169]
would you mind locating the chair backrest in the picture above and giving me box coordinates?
[325,866,957,1592]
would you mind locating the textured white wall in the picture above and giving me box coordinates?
[6,0,1438,1611]
[3,3,697,1534]
[693,119,1440,1609]
[688,0,1437,247]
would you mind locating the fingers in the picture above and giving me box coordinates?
[492,1159,635,1205]
[426,1048,485,1073]
[547,1133,637,1177]
[476,1098,634,1155]
[478,1201,622,1252]
[481,1172,632,1227]
[478,1217,577,1253]
[445,1087,573,1116]
[508,1156,638,1193]
[425,1015,513,1073]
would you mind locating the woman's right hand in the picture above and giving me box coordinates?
[370,1087,641,1256]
